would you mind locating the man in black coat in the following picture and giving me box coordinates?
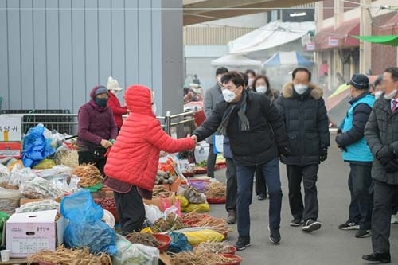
[192,72,289,250]
[362,67,398,264]
[275,68,330,233]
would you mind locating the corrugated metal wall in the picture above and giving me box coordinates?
[0,0,179,114]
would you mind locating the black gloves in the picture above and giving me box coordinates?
[278,146,291,156]
[320,148,328,162]
[335,134,347,152]
[376,146,394,166]
[385,160,398,173]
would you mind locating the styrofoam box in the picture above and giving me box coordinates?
[6,210,65,258]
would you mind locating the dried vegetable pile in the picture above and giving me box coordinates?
[72,165,103,187]
[205,182,226,198]
[170,251,236,265]
[125,232,159,247]
[151,213,189,232]
[182,212,231,235]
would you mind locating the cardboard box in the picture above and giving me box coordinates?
[155,176,182,193]
[0,142,21,158]
[6,210,65,258]
[143,192,175,211]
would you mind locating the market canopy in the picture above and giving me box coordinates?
[263,51,314,67]
[228,20,315,54]
[353,35,398,46]
[211,54,262,67]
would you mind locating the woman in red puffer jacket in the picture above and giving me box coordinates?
[104,84,196,234]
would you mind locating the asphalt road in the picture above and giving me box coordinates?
[209,135,398,265]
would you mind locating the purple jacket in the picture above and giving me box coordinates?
[77,86,118,148]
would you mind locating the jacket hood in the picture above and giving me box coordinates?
[281,83,323,100]
[124,84,153,115]
[90,85,108,100]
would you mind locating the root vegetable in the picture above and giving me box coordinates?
[72,164,103,188]
[125,232,159,247]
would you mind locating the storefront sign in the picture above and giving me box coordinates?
[328,37,339,46]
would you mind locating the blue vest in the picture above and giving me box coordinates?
[341,94,375,162]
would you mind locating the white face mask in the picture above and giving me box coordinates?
[294,84,309,95]
[222,89,236,103]
[248,78,254,87]
[384,89,397,100]
[151,103,157,115]
[256,86,267,93]
[375,91,383,99]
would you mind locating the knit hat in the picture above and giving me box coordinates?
[107,76,123,91]
[349,74,369,90]
[95,86,108,95]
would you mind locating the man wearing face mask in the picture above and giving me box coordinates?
[193,72,289,250]
[107,76,128,131]
[275,67,330,233]
[363,67,398,263]
[77,85,118,174]
[335,74,375,238]
[372,75,384,99]
[204,67,228,178]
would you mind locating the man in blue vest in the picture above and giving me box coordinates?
[336,74,375,238]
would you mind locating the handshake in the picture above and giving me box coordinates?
[187,134,198,147]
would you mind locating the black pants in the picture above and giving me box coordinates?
[255,166,268,196]
[78,150,107,175]
[372,180,398,253]
[347,163,373,229]
[225,158,237,211]
[114,186,146,234]
[207,144,217,178]
[287,164,319,221]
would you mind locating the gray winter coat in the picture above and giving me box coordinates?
[365,97,398,184]
[204,84,222,144]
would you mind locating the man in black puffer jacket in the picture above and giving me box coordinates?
[275,67,330,233]
[193,72,289,250]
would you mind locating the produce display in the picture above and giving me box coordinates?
[27,246,111,265]
[196,241,235,254]
[20,177,62,199]
[184,186,206,204]
[182,212,230,235]
[54,149,79,168]
[16,200,59,213]
[125,232,159,247]
[170,251,237,265]
[151,213,189,232]
[205,182,226,198]
[94,198,116,209]
[72,165,103,187]
[155,170,177,185]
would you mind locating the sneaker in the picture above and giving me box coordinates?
[290,219,303,227]
[269,229,281,244]
[338,221,359,230]
[391,214,398,224]
[227,210,236,224]
[235,236,251,251]
[257,193,266,201]
[302,220,322,233]
[362,252,391,263]
[355,229,371,238]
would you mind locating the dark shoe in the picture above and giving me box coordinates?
[235,236,251,251]
[227,210,236,224]
[257,193,266,200]
[355,229,371,238]
[362,252,391,263]
[290,218,303,227]
[338,220,359,230]
[269,229,281,244]
[302,220,322,233]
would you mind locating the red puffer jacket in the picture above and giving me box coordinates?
[104,85,195,191]
[107,92,127,129]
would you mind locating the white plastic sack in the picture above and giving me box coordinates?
[194,142,209,163]
[214,135,224,154]
[145,204,164,225]
[112,235,159,265]
[102,208,115,229]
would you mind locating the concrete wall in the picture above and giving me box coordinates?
[0,0,183,115]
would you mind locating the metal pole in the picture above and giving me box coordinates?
[165,111,171,136]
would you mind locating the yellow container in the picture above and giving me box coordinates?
[3,130,9,141]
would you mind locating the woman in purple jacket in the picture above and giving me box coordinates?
[77,86,118,174]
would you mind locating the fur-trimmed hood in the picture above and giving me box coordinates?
[281,83,323,100]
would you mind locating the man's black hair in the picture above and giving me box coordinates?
[220,72,245,88]
[216,67,228,76]
[292,67,311,81]
[245,69,256,77]
[239,72,249,87]
[385,67,398,82]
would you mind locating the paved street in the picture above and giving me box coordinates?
[209,135,398,265]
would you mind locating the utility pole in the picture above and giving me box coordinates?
[360,0,372,74]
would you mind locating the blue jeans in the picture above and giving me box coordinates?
[236,157,282,237]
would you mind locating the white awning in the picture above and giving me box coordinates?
[228,20,315,54]
[211,54,262,67]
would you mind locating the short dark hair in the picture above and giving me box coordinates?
[292,67,311,81]
[373,75,382,87]
[239,72,249,87]
[252,75,271,92]
[245,69,256,77]
[385,67,398,82]
[220,71,245,88]
[216,67,228,76]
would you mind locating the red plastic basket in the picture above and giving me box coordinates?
[222,246,236,255]
[216,254,242,265]
[206,197,226,204]
[153,233,171,253]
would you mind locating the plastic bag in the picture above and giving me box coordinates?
[214,135,224,154]
[0,187,22,215]
[22,124,55,168]
[60,189,117,255]
[0,164,10,184]
[0,211,10,246]
[168,232,193,253]
[112,235,159,265]
[9,167,37,187]
[181,202,210,213]
[176,228,224,246]
[20,177,63,199]
[16,200,59,213]
[102,208,115,229]
[194,142,209,163]
[145,204,164,225]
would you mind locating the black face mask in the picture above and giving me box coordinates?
[95,98,108,107]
